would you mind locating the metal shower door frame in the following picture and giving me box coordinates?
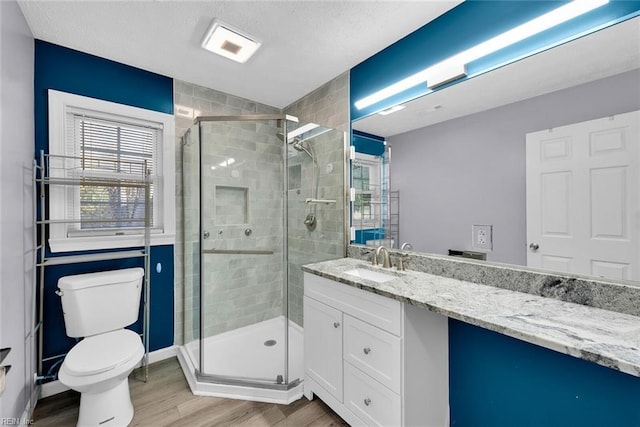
[195,114,299,390]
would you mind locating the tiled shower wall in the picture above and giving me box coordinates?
[285,72,349,133]
[284,72,350,326]
[174,80,281,344]
[174,72,350,342]
[198,119,285,339]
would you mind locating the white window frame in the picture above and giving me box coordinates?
[352,152,383,229]
[47,89,175,252]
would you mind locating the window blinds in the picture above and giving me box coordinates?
[65,112,161,232]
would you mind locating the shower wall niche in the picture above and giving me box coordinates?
[214,186,249,225]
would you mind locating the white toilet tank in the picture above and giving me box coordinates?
[57,268,144,338]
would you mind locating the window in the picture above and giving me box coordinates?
[48,90,175,252]
[352,153,382,229]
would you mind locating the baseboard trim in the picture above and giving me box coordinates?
[39,345,179,399]
[40,380,69,399]
[137,344,179,367]
[20,386,39,423]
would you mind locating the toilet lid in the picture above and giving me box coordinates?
[63,329,143,377]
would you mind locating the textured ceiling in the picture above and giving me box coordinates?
[353,17,640,137]
[17,0,461,109]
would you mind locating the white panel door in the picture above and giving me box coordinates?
[526,110,639,281]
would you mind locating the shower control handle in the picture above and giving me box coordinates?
[333,322,340,328]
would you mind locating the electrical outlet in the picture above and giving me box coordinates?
[472,225,493,251]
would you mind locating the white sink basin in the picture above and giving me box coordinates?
[344,268,396,283]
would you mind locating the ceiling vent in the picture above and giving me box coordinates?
[201,19,261,64]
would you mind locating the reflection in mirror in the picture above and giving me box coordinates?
[352,18,640,284]
[351,132,397,248]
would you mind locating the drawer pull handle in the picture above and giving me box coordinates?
[364,398,372,406]
[333,322,340,328]
[363,347,371,355]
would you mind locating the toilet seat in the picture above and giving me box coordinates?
[62,329,143,377]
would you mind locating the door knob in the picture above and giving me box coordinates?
[333,322,340,328]
[529,243,540,251]
[364,398,372,406]
[363,347,371,355]
[203,231,210,239]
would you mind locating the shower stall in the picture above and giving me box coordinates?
[178,114,347,403]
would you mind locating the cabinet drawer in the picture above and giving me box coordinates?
[304,272,401,335]
[344,314,401,394]
[344,362,401,427]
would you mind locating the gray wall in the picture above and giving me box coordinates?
[174,72,350,341]
[389,69,640,265]
[285,72,350,133]
[174,81,281,344]
[285,72,349,326]
[0,0,36,419]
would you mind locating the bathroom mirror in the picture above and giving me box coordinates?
[351,18,640,284]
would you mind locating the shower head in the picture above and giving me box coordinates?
[291,139,305,151]
[290,138,315,161]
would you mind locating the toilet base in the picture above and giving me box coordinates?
[77,378,133,427]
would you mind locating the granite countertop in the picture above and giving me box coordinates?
[302,257,640,377]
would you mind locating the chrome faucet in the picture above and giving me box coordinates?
[373,245,391,268]
[397,242,413,271]
[400,242,414,251]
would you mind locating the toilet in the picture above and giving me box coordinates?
[56,268,145,427]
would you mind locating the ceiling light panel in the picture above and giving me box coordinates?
[354,0,609,110]
[201,19,261,63]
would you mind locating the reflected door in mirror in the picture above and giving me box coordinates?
[526,110,639,281]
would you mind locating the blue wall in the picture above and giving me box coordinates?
[351,0,640,120]
[353,228,386,245]
[349,3,640,425]
[352,129,385,156]
[34,40,175,375]
[450,320,640,426]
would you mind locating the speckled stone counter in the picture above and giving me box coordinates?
[302,257,640,377]
[348,245,640,317]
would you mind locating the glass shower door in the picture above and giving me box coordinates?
[197,116,293,386]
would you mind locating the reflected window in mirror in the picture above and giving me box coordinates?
[352,154,381,228]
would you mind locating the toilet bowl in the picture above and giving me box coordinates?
[58,330,144,426]
[56,268,144,427]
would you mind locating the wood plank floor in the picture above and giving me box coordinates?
[33,358,348,426]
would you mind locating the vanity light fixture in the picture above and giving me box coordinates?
[354,0,609,109]
[378,105,406,116]
[201,19,261,63]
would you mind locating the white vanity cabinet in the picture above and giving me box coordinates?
[303,272,449,426]
[304,296,344,401]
